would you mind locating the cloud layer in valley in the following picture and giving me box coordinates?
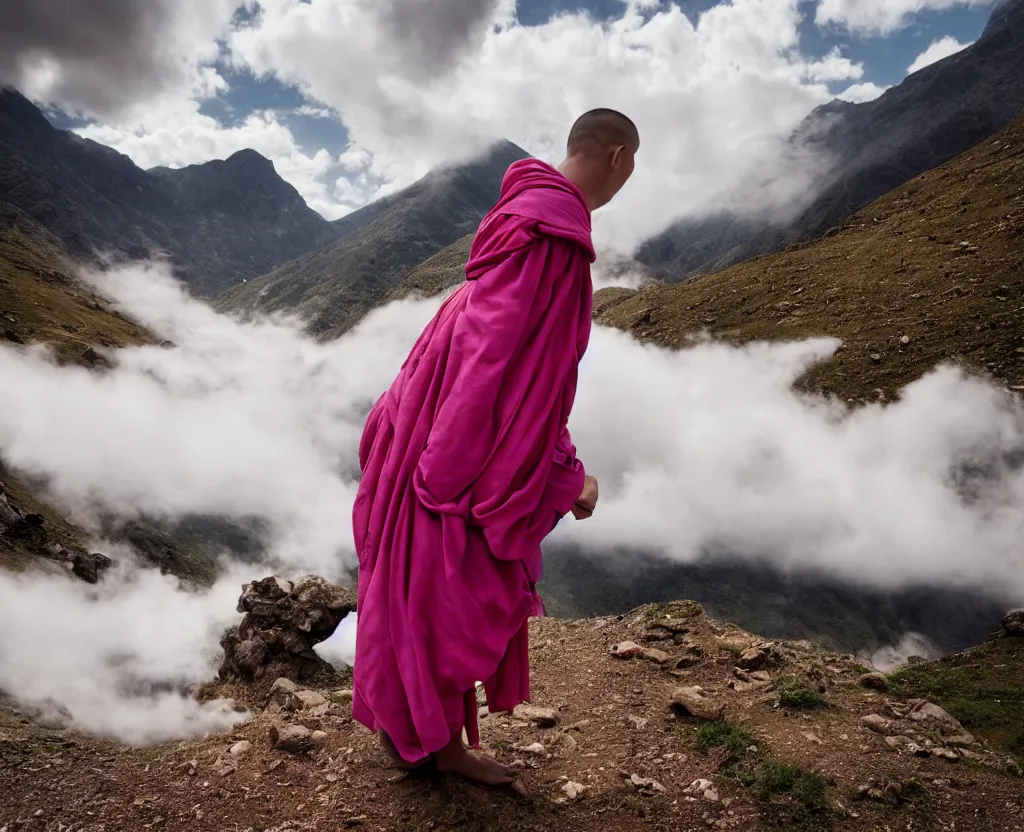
[1,264,1023,743]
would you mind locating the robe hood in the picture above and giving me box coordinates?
[466,158,596,281]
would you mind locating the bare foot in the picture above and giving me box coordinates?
[378,730,431,771]
[435,740,516,786]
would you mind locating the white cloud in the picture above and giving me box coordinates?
[835,81,891,103]
[907,35,974,74]
[0,263,439,574]
[816,0,996,35]
[0,562,250,746]
[1,263,1023,742]
[228,0,862,251]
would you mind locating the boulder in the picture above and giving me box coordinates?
[1002,609,1024,638]
[907,700,975,745]
[670,686,724,722]
[72,551,114,584]
[218,575,357,683]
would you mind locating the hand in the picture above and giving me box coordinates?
[571,476,599,520]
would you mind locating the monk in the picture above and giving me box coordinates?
[351,109,639,786]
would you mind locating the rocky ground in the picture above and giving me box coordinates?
[2,596,1021,832]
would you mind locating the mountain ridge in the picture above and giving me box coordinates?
[0,88,337,294]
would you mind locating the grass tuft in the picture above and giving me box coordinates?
[776,678,828,710]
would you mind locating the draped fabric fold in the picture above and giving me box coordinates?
[352,159,594,763]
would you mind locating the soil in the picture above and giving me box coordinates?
[2,604,1020,832]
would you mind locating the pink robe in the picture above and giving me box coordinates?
[351,158,595,763]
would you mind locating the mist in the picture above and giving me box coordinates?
[0,557,250,745]
[1,262,1022,744]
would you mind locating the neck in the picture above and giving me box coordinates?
[557,156,603,211]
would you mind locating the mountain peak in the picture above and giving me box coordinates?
[224,148,275,168]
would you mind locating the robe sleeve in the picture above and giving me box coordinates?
[545,425,586,518]
[412,225,587,555]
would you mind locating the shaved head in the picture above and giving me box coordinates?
[567,108,640,156]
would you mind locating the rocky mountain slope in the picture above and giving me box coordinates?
[0,89,336,294]
[1,588,1021,832]
[636,0,1024,282]
[216,141,529,338]
[596,110,1024,404]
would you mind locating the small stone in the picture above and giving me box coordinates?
[671,686,724,722]
[932,748,960,762]
[514,704,559,728]
[900,335,911,345]
[553,732,578,756]
[627,715,649,730]
[685,778,714,795]
[642,647,670,664]
[229,741,252,757]
[610,641,646,659]
[748,671,772,683]
[562,781,586,800]
[213,758,237,777]
[627,774,666,796]
[860,672,888,692]
[802,732,823,746]
[269,759,284,772]
[870,353,882,364]
[736,643,781,671]
[329,689,354,703]
[517,742,547,755]
[862,714,894,735]
[269,724,327,754]
[909,744,930,758]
